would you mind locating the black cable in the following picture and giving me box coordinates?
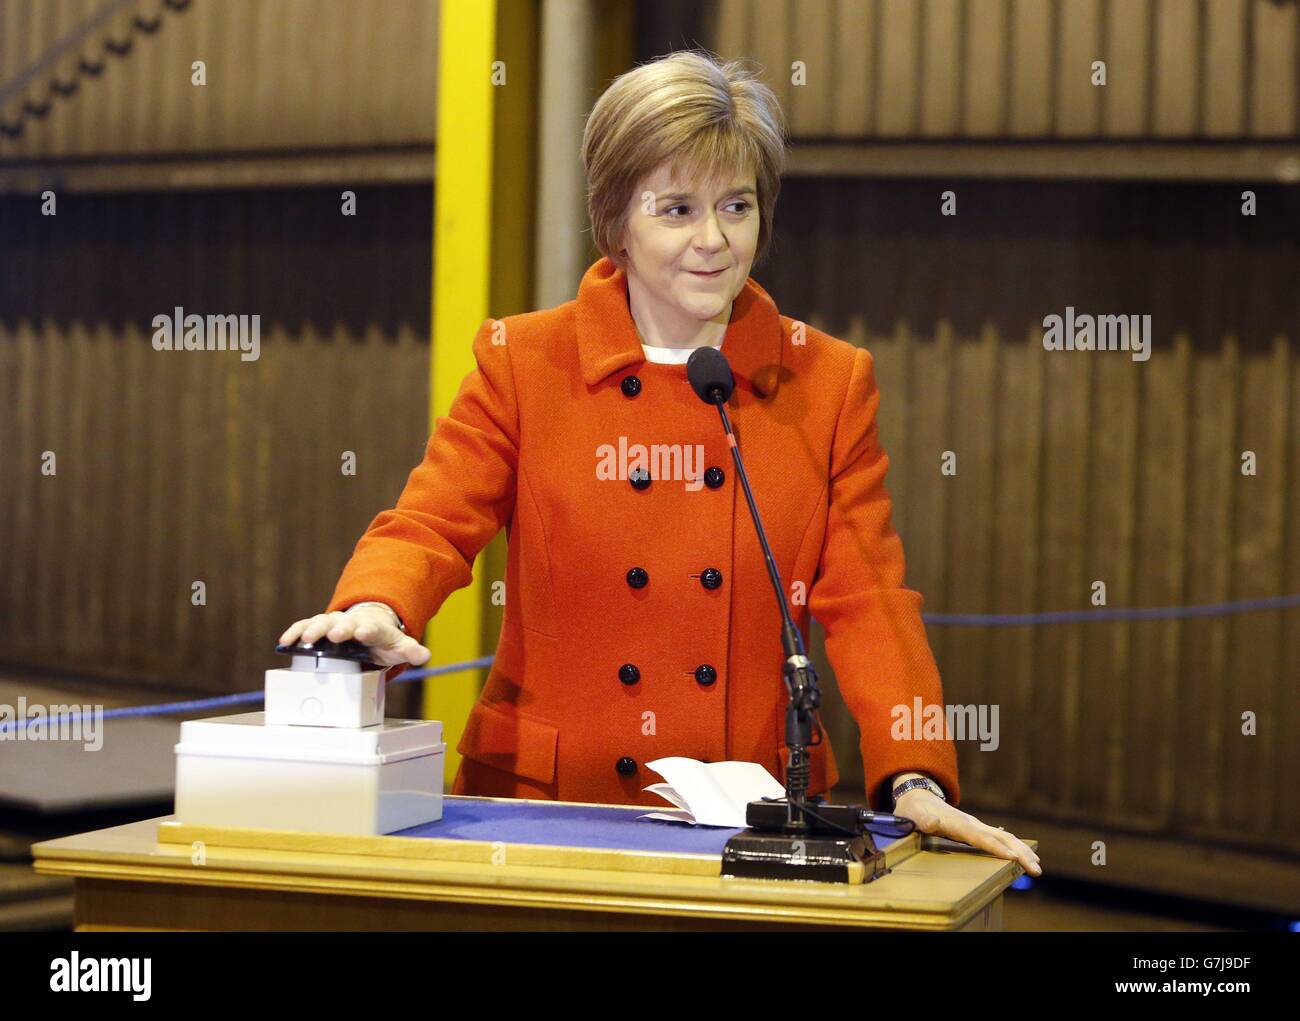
[758,705,919,840]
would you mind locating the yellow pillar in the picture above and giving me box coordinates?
[426,0,536,784]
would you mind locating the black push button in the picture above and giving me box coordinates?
[630,467,651,490]
[700,567,723,590]
[618,663,641,685]
[694,664,717,686]
[626,567,649,589]
[704,466,725,489]
[616,756,637,776]
[621,375,642,398]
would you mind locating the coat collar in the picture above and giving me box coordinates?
[575,256,784,398]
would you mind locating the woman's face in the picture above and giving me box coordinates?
[618,160,760,329]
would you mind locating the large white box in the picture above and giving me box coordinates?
[174,712,445,835]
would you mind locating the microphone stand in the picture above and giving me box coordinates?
[701,379,890,885]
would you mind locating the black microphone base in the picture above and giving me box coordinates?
[720,830,888,884]
[720,799,890,884]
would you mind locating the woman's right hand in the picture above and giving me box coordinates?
[278,607,432,668]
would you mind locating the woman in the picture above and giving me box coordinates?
[280,50,1040,877]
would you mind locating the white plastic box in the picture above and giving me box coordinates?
[174,712,445,835]
[263,655,385,728]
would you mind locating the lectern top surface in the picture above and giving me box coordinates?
[390,796,905,857]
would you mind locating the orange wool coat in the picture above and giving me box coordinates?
[326,257,961,810]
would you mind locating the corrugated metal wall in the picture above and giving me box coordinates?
[0,187,434,691]
[711,0,1299,139]
[9,0,1296,160]
[766,175,1300,854]
[0,0,439,157]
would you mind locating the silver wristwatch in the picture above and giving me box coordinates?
[891,776,946,804]
[346,601,406,633]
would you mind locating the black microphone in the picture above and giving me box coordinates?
[687,345,886,881]
[685,345,802,665]
[686,346,735,405]
[686,348,821,770]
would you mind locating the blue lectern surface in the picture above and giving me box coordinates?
[389,796,902,855]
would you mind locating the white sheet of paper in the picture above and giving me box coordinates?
[643,782,691,812]
[640,812,695,824]
[638,757,785,826]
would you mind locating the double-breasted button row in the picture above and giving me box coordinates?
[626,566,722,590]
[617,365,722,780]
[627,464,725,491]
[617,663,716,687]
[618,374,726,490]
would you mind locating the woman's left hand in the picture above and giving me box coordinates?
[891,790,1041,876]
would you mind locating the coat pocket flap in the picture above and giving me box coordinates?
[456,700,558,786]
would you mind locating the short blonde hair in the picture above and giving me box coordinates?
[582,50,788,271]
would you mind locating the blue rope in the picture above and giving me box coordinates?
[0,655,495,734]
[923,593,1300,626]
[2,594,1296,733]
